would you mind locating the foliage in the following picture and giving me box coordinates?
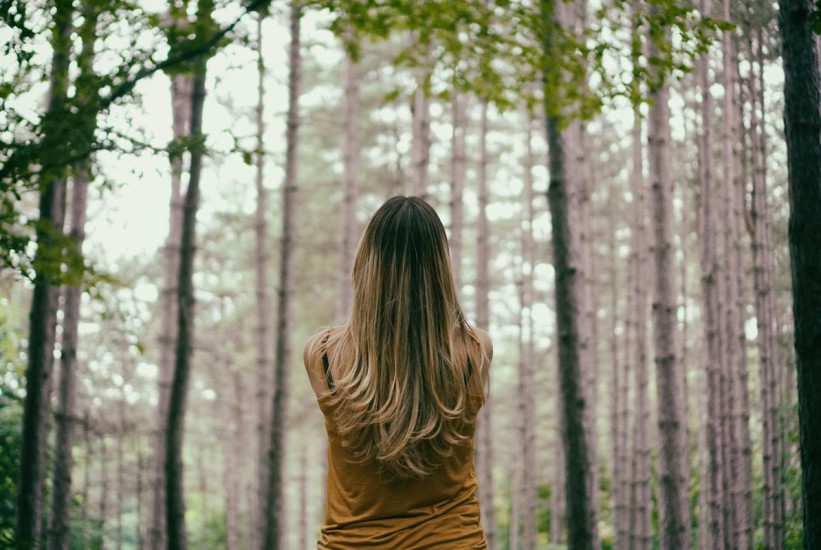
[0,295,25,547]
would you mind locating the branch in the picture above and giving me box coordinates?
[100,0,272,110]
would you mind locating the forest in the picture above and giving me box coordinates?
[1,0,820,549]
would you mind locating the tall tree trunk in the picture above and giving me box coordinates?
[252,14,271,550]
[542,1,599,548]
[99,432,109,546]
[410,56,431,199]
[746,26,784,549]
[550,393,565,546]
[262,3,301,548]
[48,170,89,550]
[338,48,359,319]
[223,372,241,550]
[777,1,821,547]
[449,90,467,288]
[519,113,538,550]
[164,3,213,547]
[474,100,498,550]
[695,8,725,546]
[628,89,652,550]
[116,386,125,550]
[47,4,97,545]
[646,9,692,549]
[151,53,192,550]
[16,1,73,546]
[80,412,91,548]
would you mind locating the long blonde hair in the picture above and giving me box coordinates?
[323,196,486,478]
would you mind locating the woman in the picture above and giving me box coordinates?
[303,195,493,549]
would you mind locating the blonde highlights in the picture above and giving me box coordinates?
[324,196,486,479]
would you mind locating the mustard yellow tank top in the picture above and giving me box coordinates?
[316,380,487,548]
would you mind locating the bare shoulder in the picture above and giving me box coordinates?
[473,327,493,363]
[303,327,333,397]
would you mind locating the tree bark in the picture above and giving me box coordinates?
[746,25,785,549]
[647,9,692,549]
[695,9,725,546]
[777,0,821,547]
[627,91,652,550]
[449,90,467,288]
[410,55,431,200]
[262,3,301,548]
[252,14,271,550]
[542,1,600,548]
[519,113,537,550]
[164,3,212,547]
[474,100,499,550]
[338,48,359,319]
[150,36,192,550]
[16,1,73,546]
[47,4,97,544]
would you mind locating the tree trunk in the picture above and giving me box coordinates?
[474,100,498,550]
[519,113,537,550]
[338,48,359,319]
[47,3,98,544]
[48,172,89,550]
[410,58,431,199]
[262,3,301,548]
[695,9,725,546]
[150,56,191,550]
[16,1,73,546]
[542,1,599,548]
[628,92,651,550]
[252,14,271,550]
[646,9,692,549]
[777,1,821,547]
[449,90,467,288]
[164,3,212,547]
[99,432,109,546]
[746,26,785,549]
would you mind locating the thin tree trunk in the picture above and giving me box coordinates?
[474,100,498,550]
[164,3,212,547]
[717,4,748,544]
[646,10,692,549]
[252,14,271,550]
[338,48,359,319]
[410,54,431,199]
[99,433,108,546]
[746,26,784,550]
[695,11,725,546]
[151,65,191,550]
[449,90,467,288]
[628,95,652,550]
[81,412,91,548]
[520,113,537,550]
[224,372,241,550]
[550,391,565,546]
[542,1,599,547]
[47,3,98,544]
[262,3,301,548]
[117,387,125,550]
[16,2,73,546]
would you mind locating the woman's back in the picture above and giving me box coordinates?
[303,196,492,548]
[305,328,490,549]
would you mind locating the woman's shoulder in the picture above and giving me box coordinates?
[465,325,493,363]
[303,326,339,397]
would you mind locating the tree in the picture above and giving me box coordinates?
[15,1,73,546]
[541,0,600,546]
[474,100,499,550]
[47,3,97,548]
[778,0,821,547]
[164,1,216,548]
[646,4,692,548]
[262,2,302,548]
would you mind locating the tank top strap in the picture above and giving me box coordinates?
[320,329,335,391]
